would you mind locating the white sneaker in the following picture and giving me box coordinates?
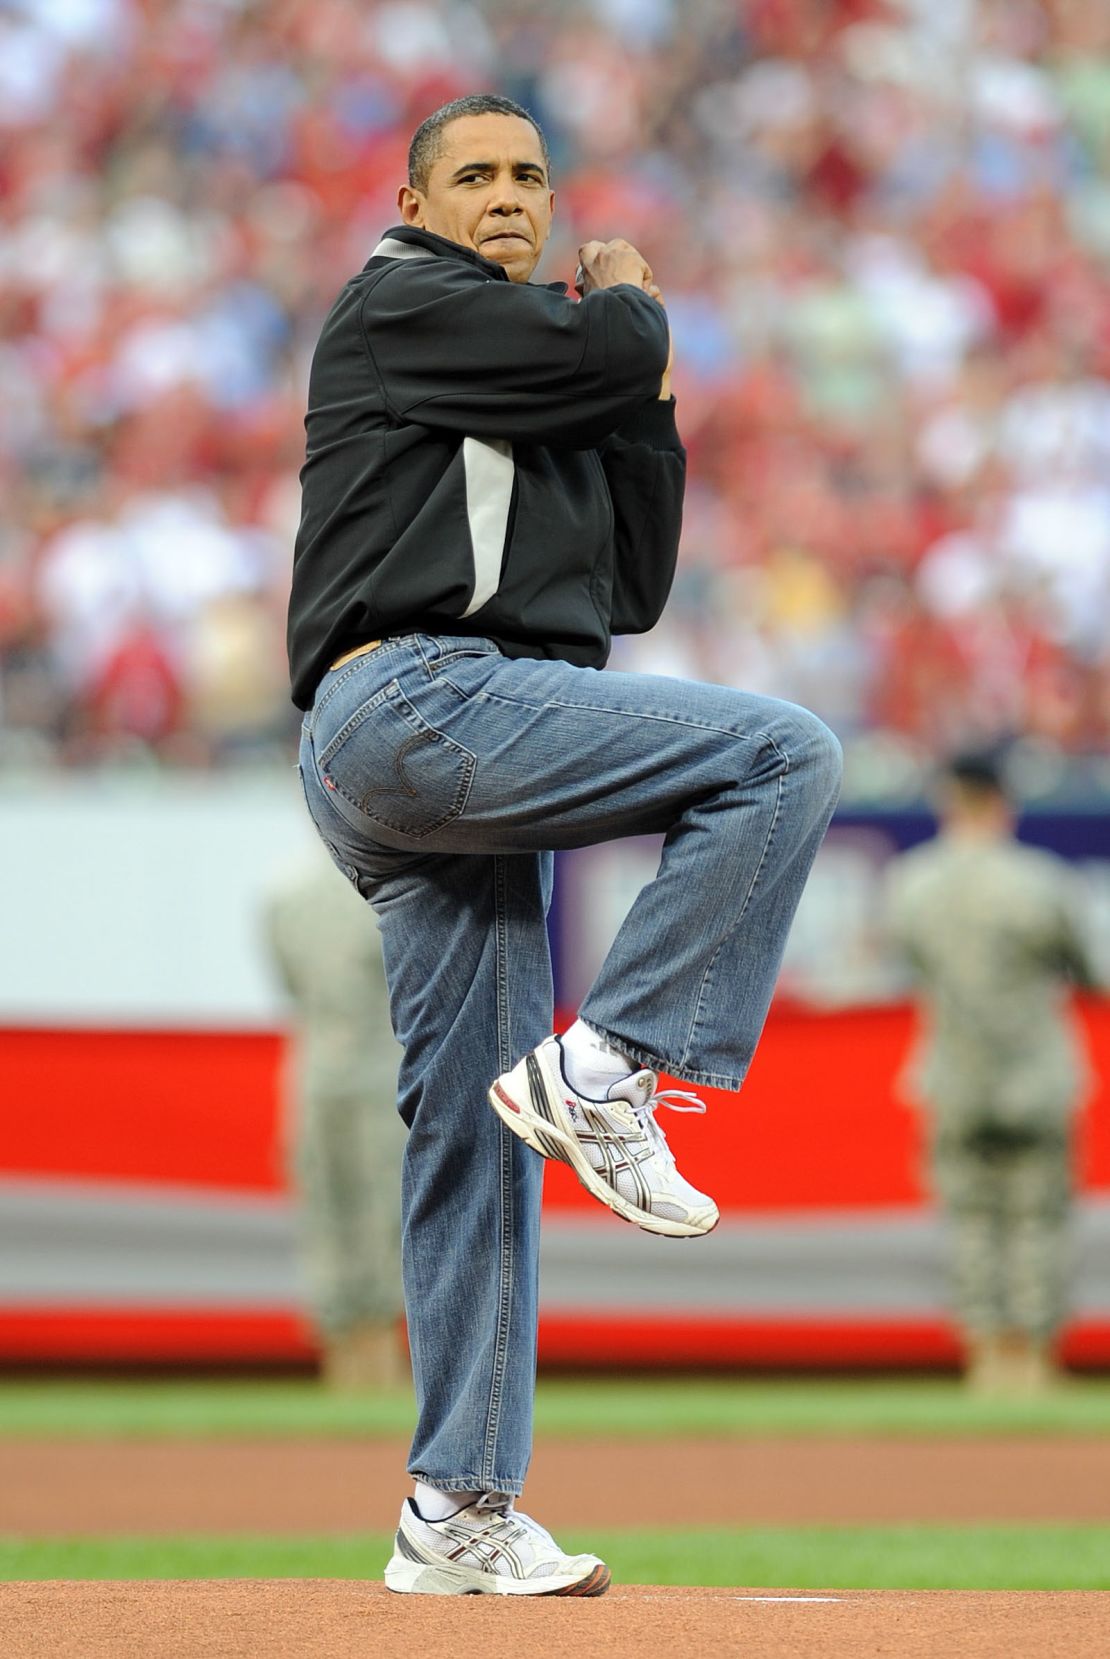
[489,1035,719,1238]
[383,1493,610,1596]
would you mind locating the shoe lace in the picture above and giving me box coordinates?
[475,1492,513,1515]
[474,1493,557,1550]
[630,1086,706,1169]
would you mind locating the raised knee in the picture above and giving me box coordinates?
[788,709,843,802]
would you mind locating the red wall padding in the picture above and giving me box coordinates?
[3,1001,1107,1204]
[2,1000,1107,1365]
[1,1028,287,1190]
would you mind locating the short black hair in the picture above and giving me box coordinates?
[942,749,1009,798]
[408,94,551,194]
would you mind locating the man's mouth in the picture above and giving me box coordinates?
[482,232,529,246]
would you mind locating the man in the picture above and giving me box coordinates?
[885,752,1099,1395]
[262,840,407,1391]
[289,93,841,1595]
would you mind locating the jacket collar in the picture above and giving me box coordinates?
[367,225,567,294]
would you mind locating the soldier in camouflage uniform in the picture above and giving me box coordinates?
[263,841,407,1389]
[884,753,1099,1394]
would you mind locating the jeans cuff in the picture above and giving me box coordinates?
[577,1016,743,1092]
[407,1474,526,1496]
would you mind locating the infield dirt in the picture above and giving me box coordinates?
[4,1434,1110,1533]
[5,1435,1110,1656]
[3,1580,1108,1659]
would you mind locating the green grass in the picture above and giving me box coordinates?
[3,1525,1109,1589]
[5,1376,1108,1594]
[2,1375,1110,1440]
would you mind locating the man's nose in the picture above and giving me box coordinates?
[488,177,526,213]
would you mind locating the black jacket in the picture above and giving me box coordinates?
[288,225,685,710]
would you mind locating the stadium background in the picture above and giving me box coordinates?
[4,6,1110,1644]
[2,0,1109,1371]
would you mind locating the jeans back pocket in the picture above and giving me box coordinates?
[315,682,476,839]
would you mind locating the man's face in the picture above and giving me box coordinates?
[398,113,554,284]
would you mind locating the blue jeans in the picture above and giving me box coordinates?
[298,633,841,1494]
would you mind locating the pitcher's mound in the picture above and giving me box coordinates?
[3,1580,1108,1659]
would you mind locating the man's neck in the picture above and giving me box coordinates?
[943,814,1011,842]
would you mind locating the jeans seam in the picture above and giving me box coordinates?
[545,700,780,744]
[481,854,514,1489]
[680,736,787,1075]
[468,685,789,747]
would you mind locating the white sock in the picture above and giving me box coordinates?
[560,1018,636,1099]
[413,1481,479,1522]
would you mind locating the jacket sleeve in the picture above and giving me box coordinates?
[598,397,686,634]
[360,261,669,449]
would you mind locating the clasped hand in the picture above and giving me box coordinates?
[575,238,673,399]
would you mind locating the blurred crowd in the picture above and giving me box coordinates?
[2,0,1109,796]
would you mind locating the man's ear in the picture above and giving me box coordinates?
[398,184,425,226]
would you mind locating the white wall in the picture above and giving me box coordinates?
[5,777,1108,1028]
[0,771,317,1026]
